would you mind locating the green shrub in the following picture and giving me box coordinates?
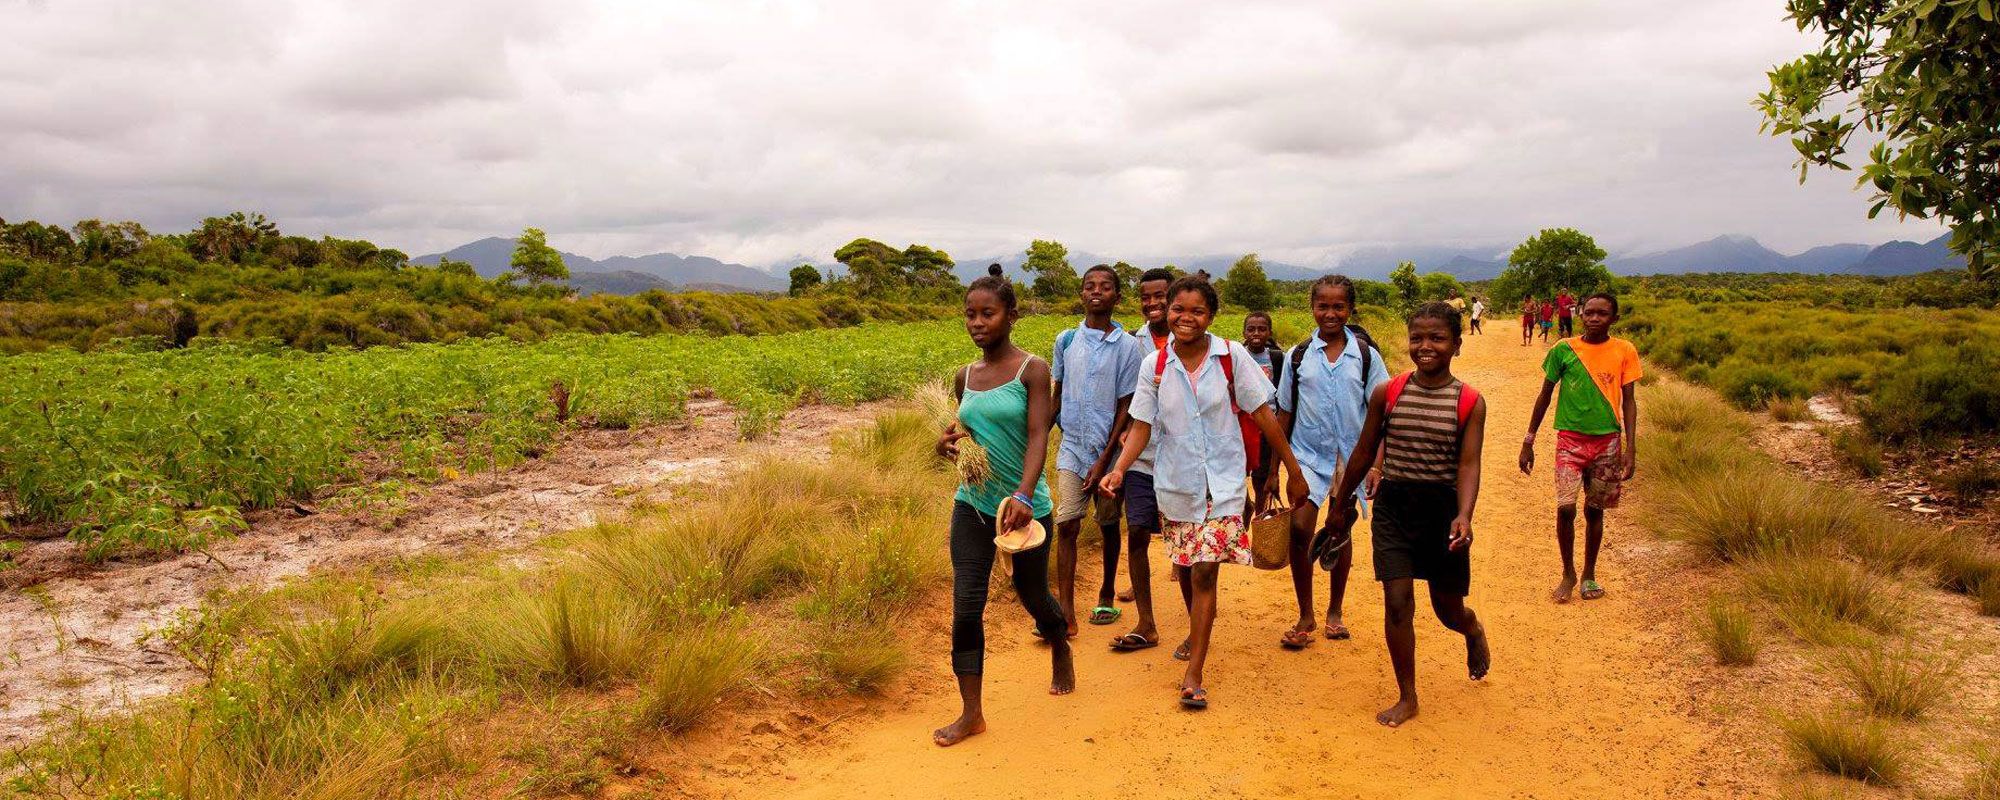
[1829,429,1884,478]
[1863,340,2000,440]
[1713,358,1809,409]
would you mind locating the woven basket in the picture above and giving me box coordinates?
[1249,507,1291,570]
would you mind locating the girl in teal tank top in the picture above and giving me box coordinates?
[930,264,1071,749]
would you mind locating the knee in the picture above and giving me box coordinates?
[1556,504,1578,521]
[1190,564,1220,591]
[1382,589,1416,620]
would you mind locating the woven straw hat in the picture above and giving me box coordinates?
[992,497,1047,554]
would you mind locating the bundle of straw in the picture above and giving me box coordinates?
[915,381,991,485]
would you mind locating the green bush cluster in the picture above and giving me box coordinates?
[1625,297,2000,439]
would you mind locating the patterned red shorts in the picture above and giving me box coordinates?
[1555,430,1624,510]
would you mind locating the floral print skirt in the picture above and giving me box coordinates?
[1163,515,1250,567]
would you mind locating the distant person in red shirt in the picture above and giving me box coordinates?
[1520,295,1538,347]
[1537,300,1555,343]
[1555,289,1577,338]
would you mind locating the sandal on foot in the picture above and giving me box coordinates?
[1323,624,1351,641]
[1172,641,1191,661]
[1580,580,1605,600]
[1110,632,1159,652]
[1088,606,1121,625]
[1179,687,1209,710]
[1280,628,1314,650]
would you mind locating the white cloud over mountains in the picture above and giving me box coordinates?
[0,0,1949,266]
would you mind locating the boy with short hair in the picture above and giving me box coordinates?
[1052,264,1145,636]
[1519,293,1640,604]
[1556,288,1577,338]
[1243,311,1285,516]
[1109,267,1180,655]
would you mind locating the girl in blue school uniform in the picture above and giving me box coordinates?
[1102,275,1307,710]
[1271,275,1389,648]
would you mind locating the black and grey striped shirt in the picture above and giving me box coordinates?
[1380,378,1464,484]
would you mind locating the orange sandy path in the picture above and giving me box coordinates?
[697,328,1751,799]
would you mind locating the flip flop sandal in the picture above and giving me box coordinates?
[1279,628,1314,650]
[1323,624,1351,641]
[1178,687,1208,710]
[1309,528,1351,568]
[1109,633,1159,652]
[1172,641,1191,661]
[1088,606,1121,625]
[1580,580,1606,600]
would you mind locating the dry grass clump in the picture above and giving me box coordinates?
[1781,709,1907,785]
[1967,748,2000,800]
[806,624,907,695]
[1702,599,1760,666]
[1769,396,1813,422]
[1977,577,2000,617]
[638,619,762,732]
[1835,648,1955,720]
[915,381,990,485]
[1748,557,1900,646]
[1664,472,1863,562]
[1829,429,1884,478]
[475,577,653,688]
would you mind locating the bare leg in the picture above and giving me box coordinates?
[1378,578,1419,727]
[1582,506,1605,586]
[933,674,987,746]
[1553,505,1578,603]
[1176,562,1194,658]
[1122,527,1159,643]
[1324,508,1355,636]
[1098,521,1122,610]
[1183,563,1221,695]
[1430,589,1489,680]
[1286,502,1320,639]
[1056,519,1080,635]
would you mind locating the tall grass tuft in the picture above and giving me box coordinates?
[1977,576,2000,617]
[1781,709,1906,785]
[638,619,761,732]
[807,623,907,695]
[1769,397,1813,422]
[1967,748,2000,800]
[1664,472,1861,562]
[1835,648,1954,720]
[475,577,651,687]
[1749,557,1899,645]
[1702,599,1759,666]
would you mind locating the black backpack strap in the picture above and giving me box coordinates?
[1348,324,1375,387]
[1285,341,1310,436]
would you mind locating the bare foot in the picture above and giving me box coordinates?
[1116,587,1135,603]
[1376,697,1419,728]
[1551,573,1577,604]
[1050,641,1075,695]
[932,715,986,747]
[1466,619,1491,680]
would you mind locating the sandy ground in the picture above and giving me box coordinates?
[676,330,1762,799]
[0,398,892,748]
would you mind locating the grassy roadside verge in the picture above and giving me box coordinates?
[1644,376,2000,796]
[3,408,952,799]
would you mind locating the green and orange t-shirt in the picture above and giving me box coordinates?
[1542,336,1642,435]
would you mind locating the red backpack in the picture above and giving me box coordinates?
[1382,371,1482,431]
[1153,341,1261,474]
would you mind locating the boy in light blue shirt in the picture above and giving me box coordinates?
[1052,265,1144,637]
[1272,275,1388,649]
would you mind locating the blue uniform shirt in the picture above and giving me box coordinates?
[1052,320,1144,476]
[1275,331,1388,505]
[1128,334,1277,523]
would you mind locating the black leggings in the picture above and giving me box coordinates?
[950,500,1065,676]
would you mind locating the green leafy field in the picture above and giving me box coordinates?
[3,313,1321,558]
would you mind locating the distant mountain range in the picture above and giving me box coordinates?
[412,237,785,294]
[413,231,1965,297]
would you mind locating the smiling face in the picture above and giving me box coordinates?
[1407,315,1460,375]
[1080,269,1119,314]
[1138,278,1171,327]
[1579,296,1617,339]
[963,287,1015,348]
[1311,282,1354,337]
[1166,288,1215,345]
[1242,315,1272,349]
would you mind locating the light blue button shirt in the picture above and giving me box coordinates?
[1052,320,1144,476]
[1128,334,1277,523]
[1275,331,1387,505]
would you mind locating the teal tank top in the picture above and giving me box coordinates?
[951,357,1054,519]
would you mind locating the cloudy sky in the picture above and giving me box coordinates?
[0,0,1950,268]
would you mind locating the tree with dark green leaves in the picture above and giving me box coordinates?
[788,263,823,296]
[1417,272,1463,303]
[1389,261,1421,312]
[1489,228,1613,305]
[1758,0,1999,278]
[1220,253,1275,311]
[1112,261,1141,293]
[1024,239,1077,301]
[509,227,568,285]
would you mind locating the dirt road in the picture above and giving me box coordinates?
[693,328,1758,799]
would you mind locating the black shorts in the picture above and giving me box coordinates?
[1123,470,1161,533]
[1371,480,1470,596]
